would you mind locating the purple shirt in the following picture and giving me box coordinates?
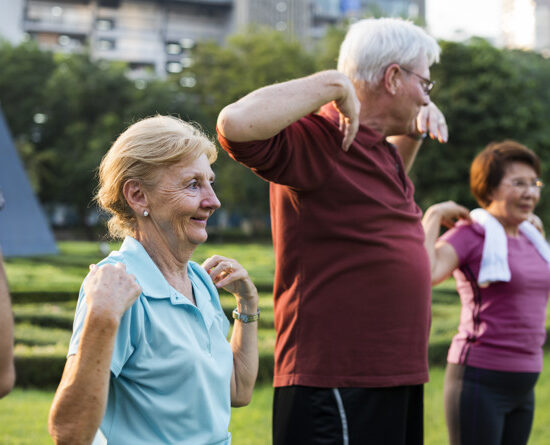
[442,222,550,372]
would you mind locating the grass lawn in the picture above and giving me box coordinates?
[2,354,550,444]
[3,241,550,443]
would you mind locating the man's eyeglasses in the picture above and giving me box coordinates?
[503,178,544,193]
[400,66,435,95]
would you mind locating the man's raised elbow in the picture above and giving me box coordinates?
[217,106,237,140]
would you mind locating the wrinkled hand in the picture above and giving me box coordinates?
[202,255,258,302]
[333,76,361,152]
[84,263,141,320]
[430,201,471,229]
[527,213,545,236]
[414,101,448,143]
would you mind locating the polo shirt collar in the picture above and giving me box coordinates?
[118,236,174,300]
[319,103,386,149]
[117,237,218,329]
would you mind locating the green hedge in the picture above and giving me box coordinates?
[14,355,66,389]
[13,345,455,389]
[14,314,74,330]
[11,291,78,304]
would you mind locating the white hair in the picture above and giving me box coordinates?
[337,18,441,86]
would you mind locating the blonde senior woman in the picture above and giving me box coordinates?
[48,116,259,445]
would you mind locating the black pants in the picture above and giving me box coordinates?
[444,363,539,445]
[273,385,424,445]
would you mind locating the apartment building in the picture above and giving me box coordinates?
[2,0,426,77]
[20,0,232,77]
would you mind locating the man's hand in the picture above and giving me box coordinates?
[415,101,448,143]
[84,263,141,321]
[333,76,361,151]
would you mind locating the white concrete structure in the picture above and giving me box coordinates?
[0,0,25,43]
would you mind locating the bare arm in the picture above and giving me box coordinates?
[217,70,361,151]
[49,263,141,445]
[203,256,259,407]
[388,101,448,173]
[0,250,15,398]
[422,202,470,285]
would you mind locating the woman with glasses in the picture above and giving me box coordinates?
[422,140,550,445]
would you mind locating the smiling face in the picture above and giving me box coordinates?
[486,162,541,232]
[145,154,220,249]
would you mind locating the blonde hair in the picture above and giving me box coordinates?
[96,115,217,238]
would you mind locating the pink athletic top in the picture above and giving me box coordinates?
[442,222,550,372]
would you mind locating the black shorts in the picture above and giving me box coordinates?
[273,384,424,445]
[444,363,539,445]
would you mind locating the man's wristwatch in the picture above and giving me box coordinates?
[232,308,260,323]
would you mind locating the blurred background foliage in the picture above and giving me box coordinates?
[1,27,550,231]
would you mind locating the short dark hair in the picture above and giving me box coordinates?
[470,140,541,208]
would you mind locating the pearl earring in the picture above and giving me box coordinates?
[143,210,149,217]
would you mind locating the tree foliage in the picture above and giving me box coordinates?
[412,39,550,220]
[183,27,317,216]
[2,31,550,228]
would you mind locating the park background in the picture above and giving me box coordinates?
[2,0,550,443]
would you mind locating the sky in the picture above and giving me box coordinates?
[426,0,536,48]
[426,0,502,41]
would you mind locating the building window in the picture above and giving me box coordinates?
[167,62,183,74]
[276,2,287,13]
[180,57,193,68]
[96,18,115,31]
[180,38,195,49]
[97,39,116,51]
[58,35,72,46]
[99,0,121,7]
[51,6,63,18]
[166,42,182,55]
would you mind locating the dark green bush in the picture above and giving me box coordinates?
[11,291,78,304]
[14,355,65,389]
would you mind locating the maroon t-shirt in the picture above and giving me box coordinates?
[218,104,431,387]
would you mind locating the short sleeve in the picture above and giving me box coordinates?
[217,113,342,190]
[440,222,484,267]
[67,264,137,378]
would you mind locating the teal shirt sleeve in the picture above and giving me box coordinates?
[67,258,139,377]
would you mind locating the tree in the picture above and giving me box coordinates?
[184,27,317,218]
[412,39,550,222]
[0,40,57,190]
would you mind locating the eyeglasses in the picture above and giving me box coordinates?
[400,66,435,94]
[502,178,544,192]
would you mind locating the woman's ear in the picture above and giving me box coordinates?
[384,64,401,96]
[123,179,148,216]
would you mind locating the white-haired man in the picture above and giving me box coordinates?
[218,18,447,444]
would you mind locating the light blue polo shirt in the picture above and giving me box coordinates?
[68,236,233,445]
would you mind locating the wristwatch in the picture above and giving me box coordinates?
[232,308,260,323]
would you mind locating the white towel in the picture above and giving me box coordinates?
[470,208,550,286]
